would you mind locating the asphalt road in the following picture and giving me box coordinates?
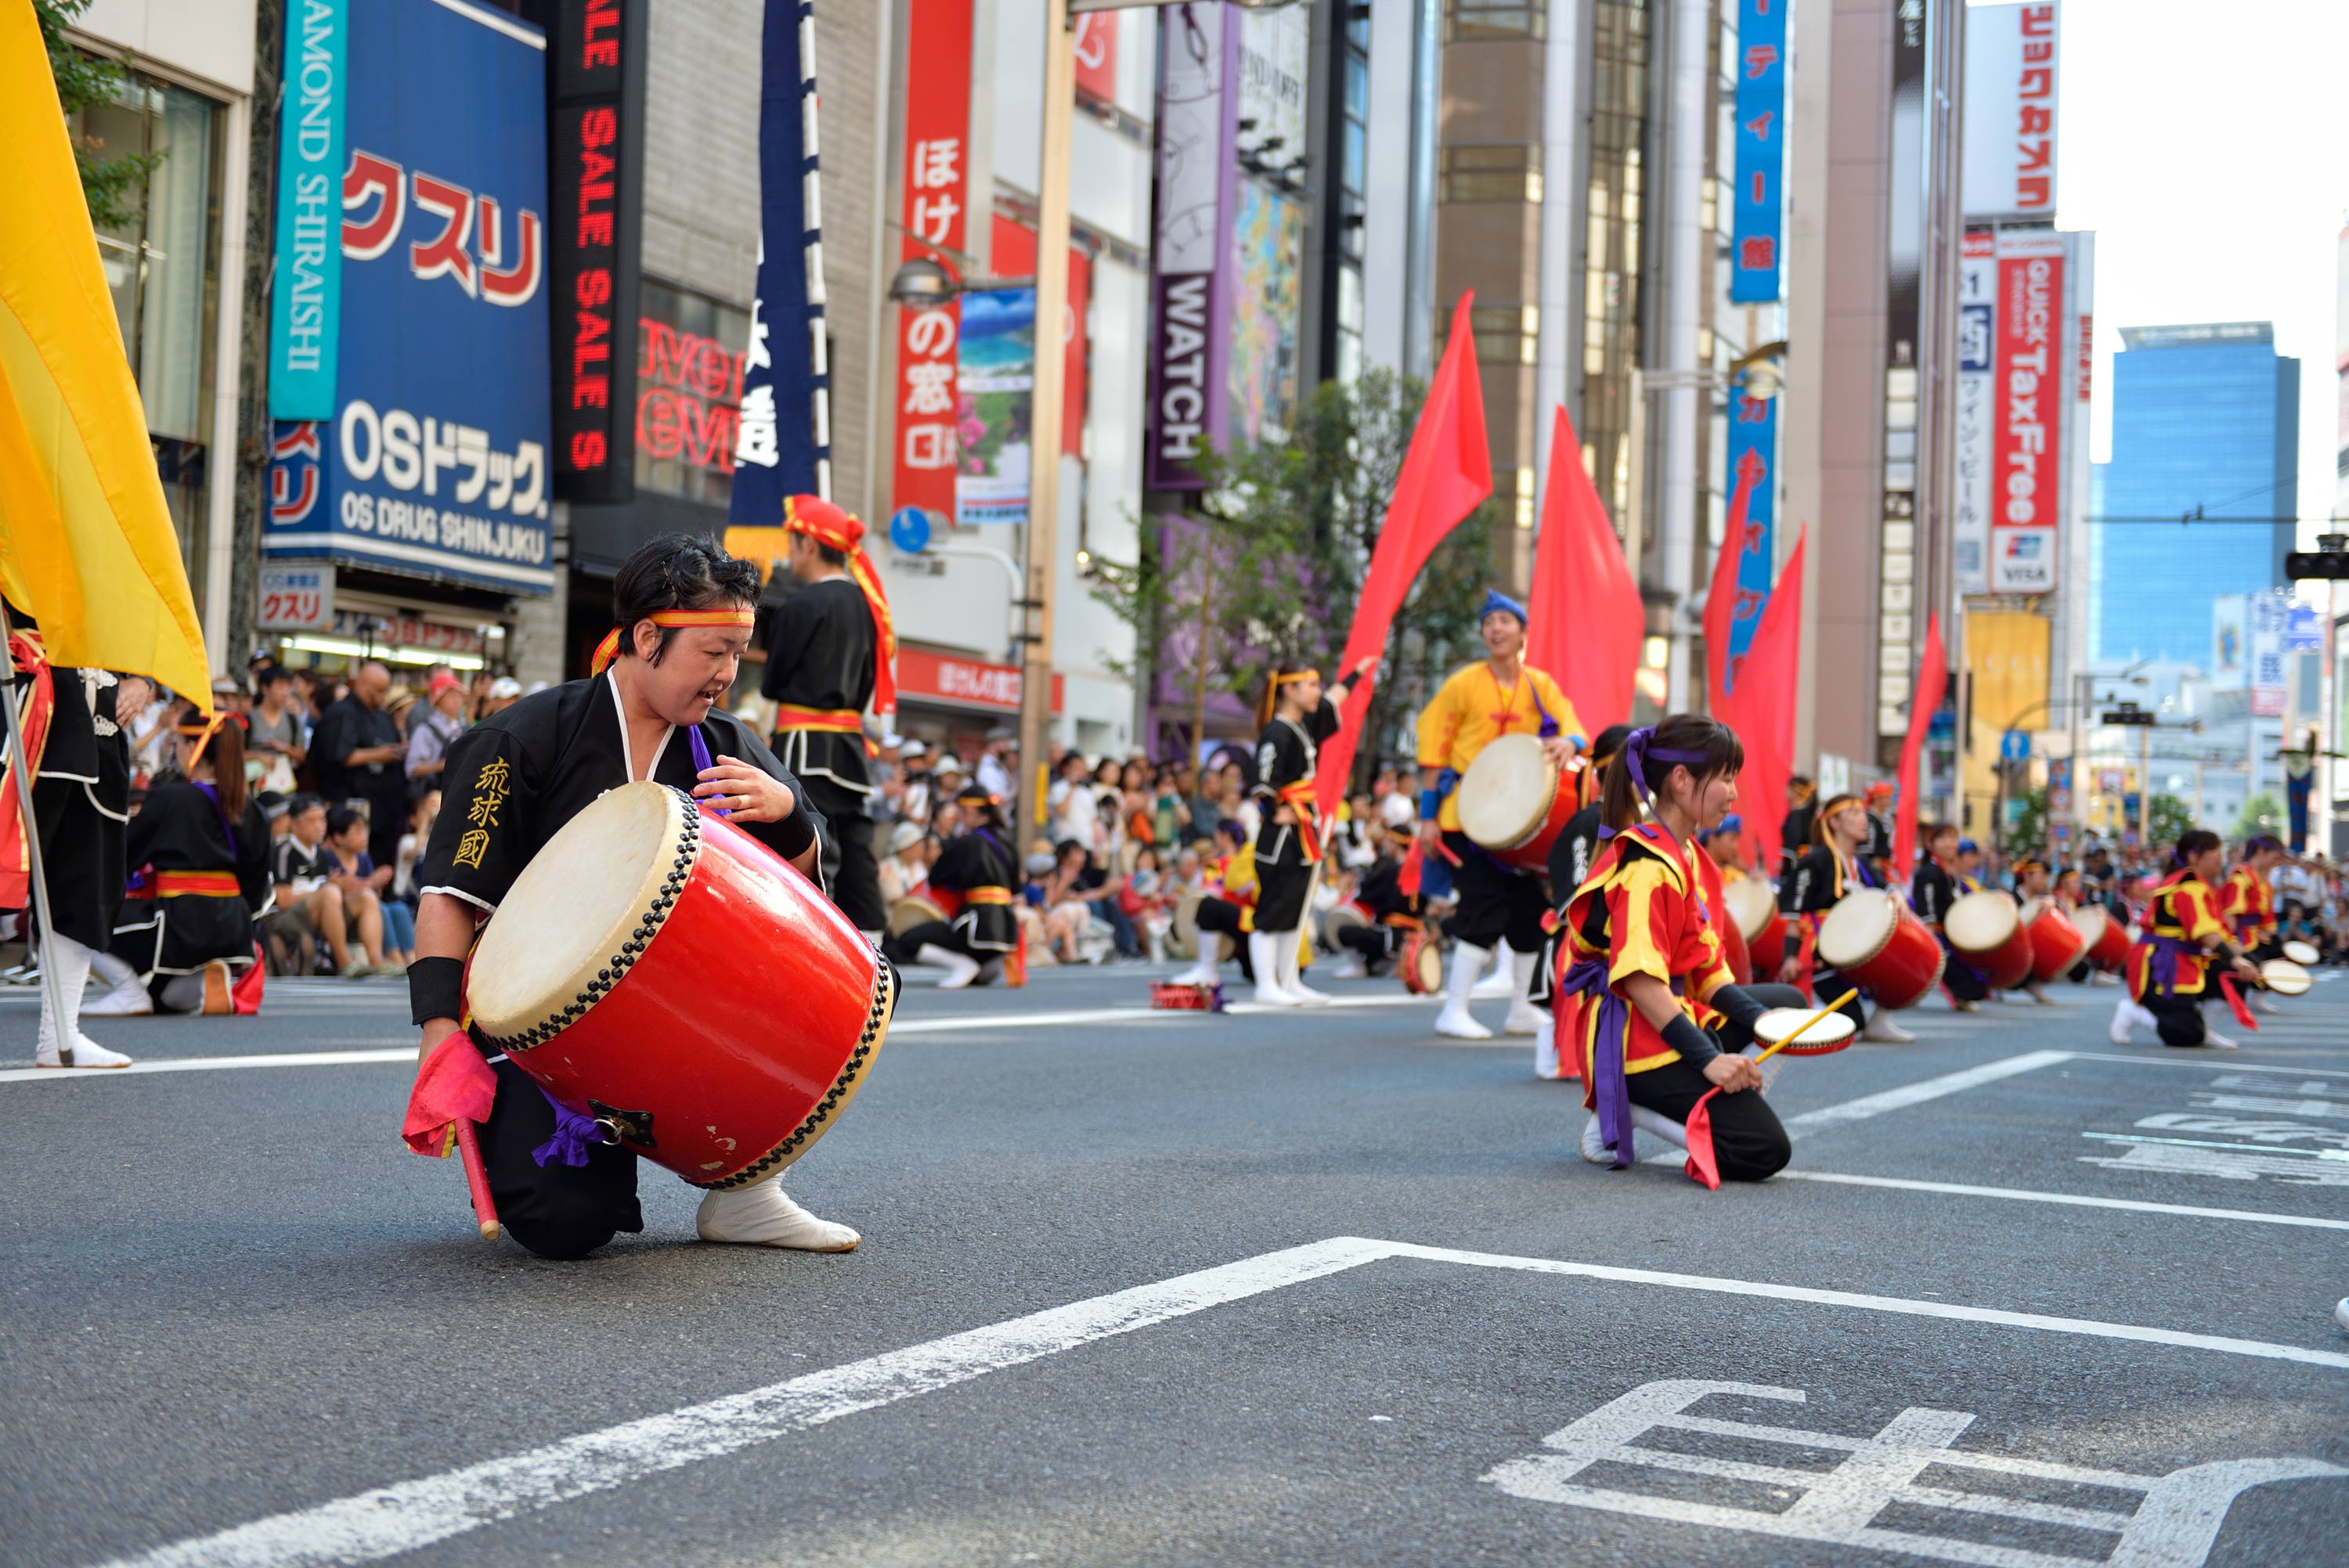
[4,959,2346,1568]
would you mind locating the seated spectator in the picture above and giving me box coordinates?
[321,806,401,971]
[1038,838,1140,963]
[878,821,933,905]
[264,795,377,976]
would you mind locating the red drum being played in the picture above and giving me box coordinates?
[1723,878,1786,975]
[2019,896,2090,982]
[1944,891,2035,990]
[2073,904,2130,972]
[467,781,894,1190]
[1816,889,1946,1011]
[1456,734,1575,873]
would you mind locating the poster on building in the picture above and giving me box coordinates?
[2250,590,2291,718]
[1990,232,2065,593]
[1961,2,2058,220]
[955,287,1033,528]
[1236,5,1308,176]
[731,0,828,524]
[1072,11,1117,102]
[1723,389,1777,670]
[1229,182,1304,445]
[1147,4,1235,491]
[1728,0,1787,305]
[886,0,972,528]
[263,0,553,596]
[1953,231,1997,593]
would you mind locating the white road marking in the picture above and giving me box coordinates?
[1776,1169,2349,1230]
[2078,1142,2349,1186]
[95,1236,2349,1568]
[1484,1378,2344,1568]
[1780,1050,2074,1130]
[0,1050,416,1084]
[2065,1053,2349,1077]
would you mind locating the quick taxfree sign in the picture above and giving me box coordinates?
[1991,235,2063,593]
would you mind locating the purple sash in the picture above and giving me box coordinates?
[2145,933,2201,997]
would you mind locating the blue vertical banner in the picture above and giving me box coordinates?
[268,0,346,418]
[731,0,829,526]
[1728,0,1787,305]
[1723,389,1777,670]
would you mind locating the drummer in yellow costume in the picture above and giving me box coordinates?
[1417,589,1584,1040]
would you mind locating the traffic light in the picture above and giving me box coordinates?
[2101,703,2156,727]
[2285,551,2349,580]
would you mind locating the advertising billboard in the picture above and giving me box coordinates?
[1727,0,1787,305]
[1146,3,1236,491]
[1990,232,2066,593]
[267,0,345,420]
[1954,232,1997,593]
[885,0,972,531]
[1961,2,2059,221]
[263,0,553,596]
[547,0,647,506]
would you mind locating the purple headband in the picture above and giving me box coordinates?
[1621,726,1714,807]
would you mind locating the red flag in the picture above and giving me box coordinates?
[1702,451,1766,720]
[1314,294,1492,816]
[1891,613,1947,879]
[1724,525,1804,876]
[1527,406,1642,731]
[1681,1089,1724,1190]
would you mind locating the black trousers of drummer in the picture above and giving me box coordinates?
[474,1039,644,1260]
[1192,896,1256,981]
[1254,820,1314,934]
[1337,921,1402,974]
[1937,942,1991,1004]
[1442,831,1550,954]
[1622,982,1804,1182]
[798,773,885,935]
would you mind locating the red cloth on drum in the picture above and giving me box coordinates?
[1558,824,1737,1102]
[404,1032,499,1157]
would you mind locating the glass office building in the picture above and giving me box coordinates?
[2091,323,2297,662]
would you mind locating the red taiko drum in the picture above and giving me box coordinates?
[2072,904,2131,972]
[1456,734,1574,872]
[2019,896,2089,982]
[467,781,894,1190]
[1400,931,1444,994]
[1945,891,2034,989]
[1817,889,1946,1011]
[1724,878,1786,975]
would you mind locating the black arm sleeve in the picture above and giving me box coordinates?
[1705,982,1769,1030]
[235,802,272,909]
[1660,1011,1720,1069]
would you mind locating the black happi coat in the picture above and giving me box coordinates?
[927,827,1019,953]
[28,667,130,950]
[113,780,269,974]
[760,577,876,806]
[417,673,822,914]
[1251,697,1340,870]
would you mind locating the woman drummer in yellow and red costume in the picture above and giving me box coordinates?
[1551,715,1809,1178]
[1416,589,1584,1041]
[2109,829,2261,1050]
[405,532,856,1261]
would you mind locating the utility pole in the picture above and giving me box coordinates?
[1015,0,1077,847]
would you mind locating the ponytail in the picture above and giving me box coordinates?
[1599,715,1744,834]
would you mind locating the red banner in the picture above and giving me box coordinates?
[897,646,1063,714]
[892,0,973,525]
[1072,12,1117,102]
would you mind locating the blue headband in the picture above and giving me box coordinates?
[1957,838,1979,854]
[1481,588,1527,626]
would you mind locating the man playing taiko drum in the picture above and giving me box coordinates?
[408,532,859,1260]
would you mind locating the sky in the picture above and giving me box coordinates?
[2048,0,2349,541]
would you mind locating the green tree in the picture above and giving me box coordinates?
[2234,791,2283,842]
[35,0,165,230]
[1092,369,1498,780]
[1999,785,2047,857]
[2147,793,2195,849]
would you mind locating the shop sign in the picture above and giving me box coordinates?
[1961,2,2059,220]
[549,0,647,505]
[268,0,347,420]
[257,564,335,632]
[1990,233,2065,593]
[886,0,973,531]
[897,647,1063,714]
[1727,0,1787,304]
[1146,3,1236,490]
[331,609,487,658]
[263,0,554,595]
[638,316,744,474]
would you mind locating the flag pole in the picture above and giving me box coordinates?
[0,600,78,1063]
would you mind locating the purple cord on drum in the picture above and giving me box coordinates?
[687,726,731,818]
[531,1087,611,1167]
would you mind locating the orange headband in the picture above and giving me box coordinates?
[1275,669,1321,687]
[590,609,756,676]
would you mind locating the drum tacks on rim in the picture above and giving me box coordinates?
[467,782,895,1191]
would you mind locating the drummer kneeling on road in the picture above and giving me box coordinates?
[406,532,864,1261]
[1553,716,1812,1182]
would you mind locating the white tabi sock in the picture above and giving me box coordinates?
[34,934,132,1069]
[1533,1015,1561,1080]
[1249,930,1299,1006]
[914,943,981,989]
[1629,1105,1688,1149]
[1472,944,1514,997]
[1276,928,1331,1004]
[1435,943,1493,1040]
[1502,946,1543,1035]
[695,1177,860,1250]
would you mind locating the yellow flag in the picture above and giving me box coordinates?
[0,2,210,709]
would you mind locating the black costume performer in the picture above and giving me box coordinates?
[110,771,268,1009]
[417,669,823,1259]
[1910,852,1990,1004]
[889,803,1022,976]
[1333,851,1428,974]
[1251,690,1342,935]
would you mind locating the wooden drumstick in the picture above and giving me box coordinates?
[453,1118,501,1241]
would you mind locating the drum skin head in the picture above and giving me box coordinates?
[468,782,686,1038]
[1944,891,2020,953]
[2282,939,2321,967]
[2261,958,2312,996]
[2069,904,2108,946]
[1457,734,1555,849]
[1817,890,1897,968]
[1723,878,1777,940]
[1751,1005,1856,1053]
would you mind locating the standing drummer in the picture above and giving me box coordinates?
[761,496,896,946]
[409,532,857,1261]
[1416,589,1585,1041]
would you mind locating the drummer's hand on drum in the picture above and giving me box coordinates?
[1702,1053,1765,1094]
[1777,955,1802,985]
[1539,735,1581,769]
[696,755,796,824]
